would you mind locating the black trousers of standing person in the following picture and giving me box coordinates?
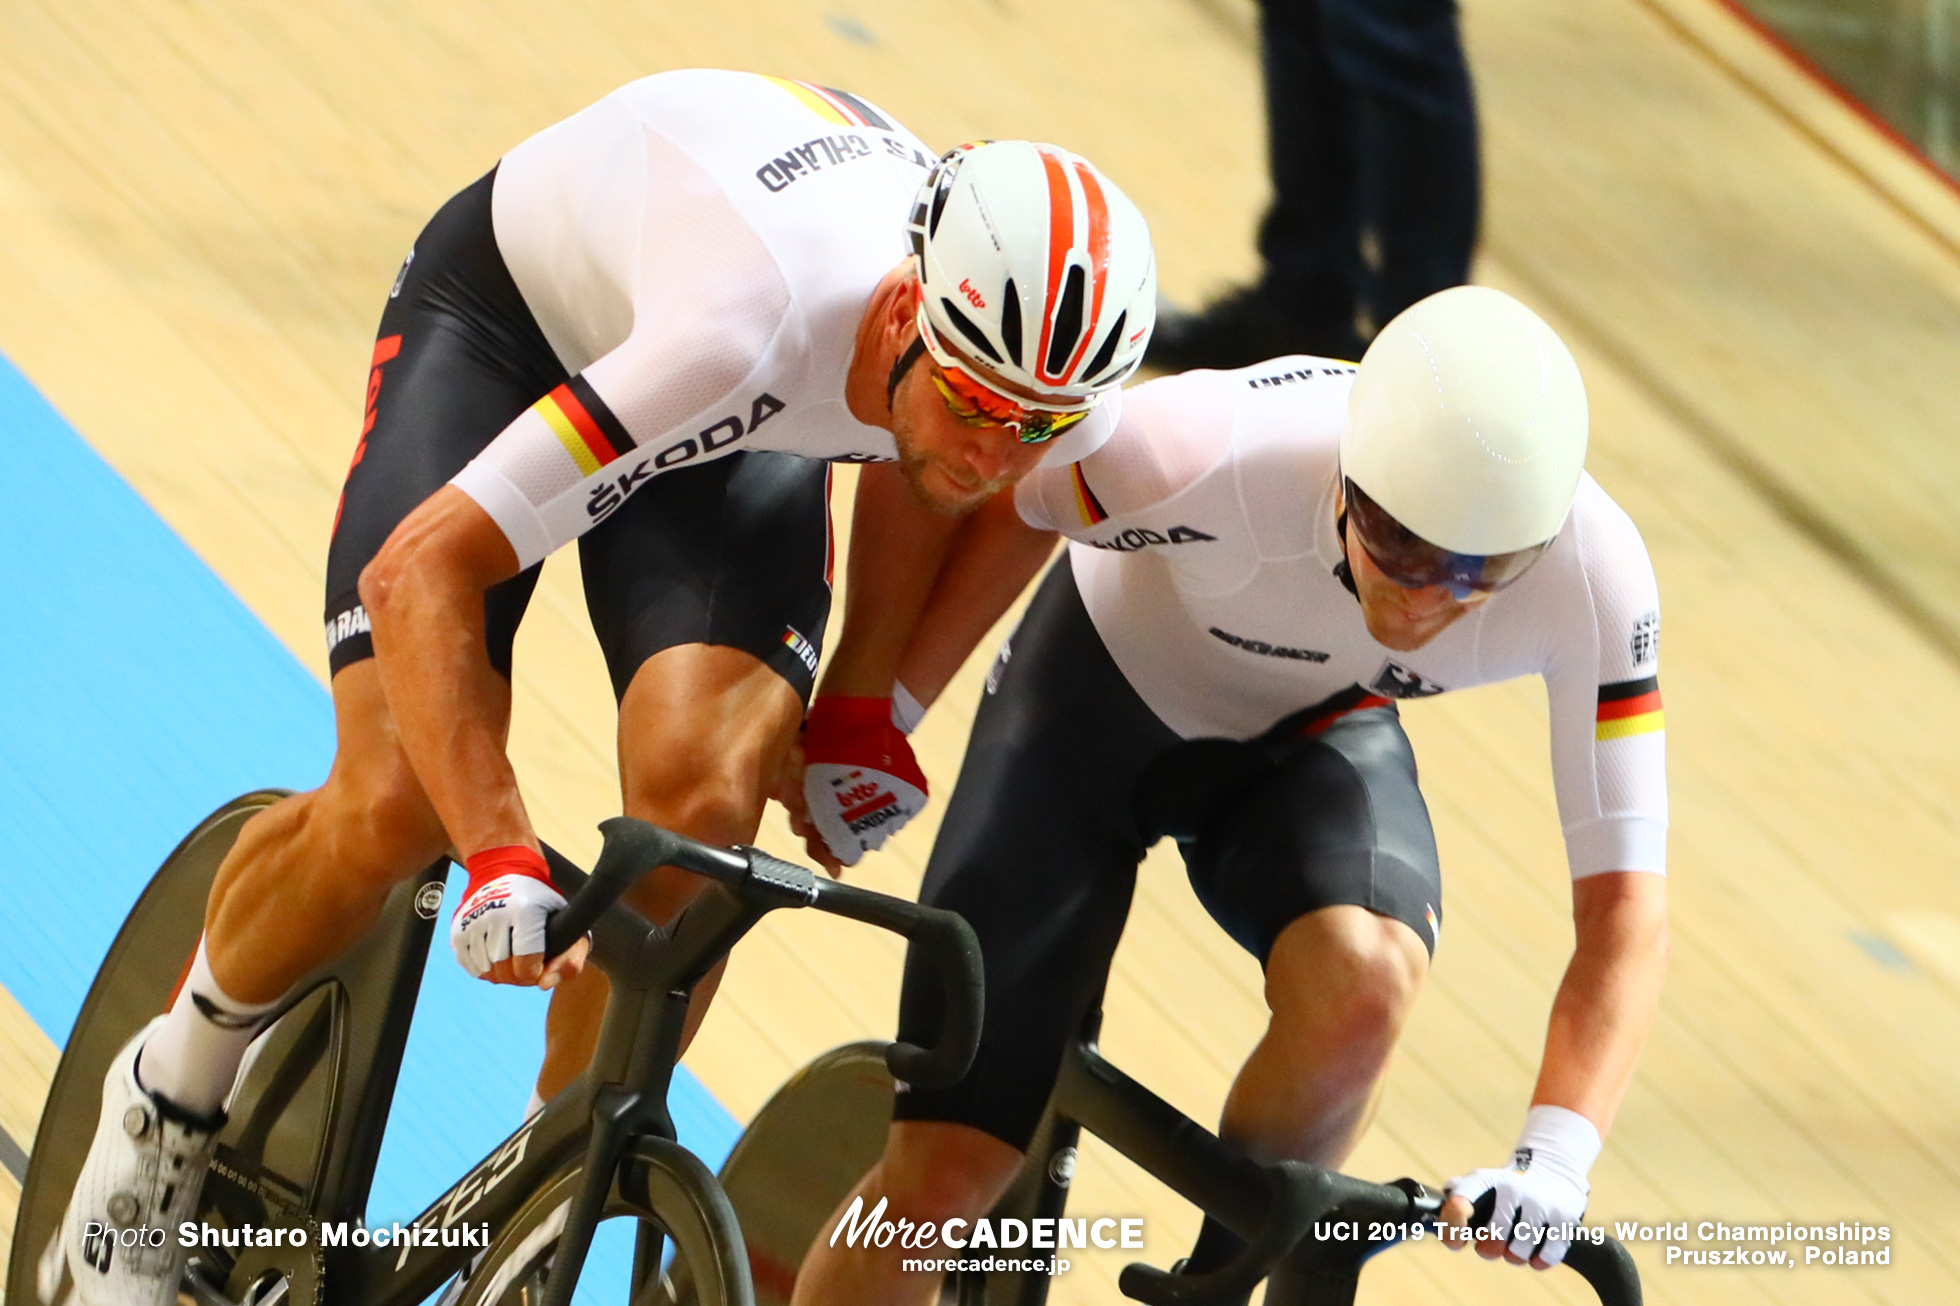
[1257,0,1480,346]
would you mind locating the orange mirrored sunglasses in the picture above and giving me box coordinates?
[928,363,1088,445]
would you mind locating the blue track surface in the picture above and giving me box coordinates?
[0,355,740,1301]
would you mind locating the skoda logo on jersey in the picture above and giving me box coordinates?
[586,392,787,522]
[1086,525,1217,553]
[1371,661,1447,699]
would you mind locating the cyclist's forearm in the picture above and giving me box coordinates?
[378,614,530,858]
[819,463,965,697]
[1529,870,1670,1136]
[361,487,534,858]
[894,497,1056,708]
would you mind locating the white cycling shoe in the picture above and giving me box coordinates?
[40,1018,224,1306]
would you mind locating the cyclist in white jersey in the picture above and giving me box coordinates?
[49,69,1156,1306]
[793,286,1668,1305]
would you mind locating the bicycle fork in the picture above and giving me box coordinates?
[539,980,693,1306]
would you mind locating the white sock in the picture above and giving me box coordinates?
[138,940,284,1117]
[525,1089,547,1120]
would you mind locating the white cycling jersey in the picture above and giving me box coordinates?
[451,69,1117,569]
[1015,359,1667,878]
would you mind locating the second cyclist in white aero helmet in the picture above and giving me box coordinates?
[52,64,1158,1306]
[793,285,1669,1305]
[1339,284,1590,648]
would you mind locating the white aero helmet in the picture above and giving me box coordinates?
[908,141,1156,414]
[1343,285,1588,560]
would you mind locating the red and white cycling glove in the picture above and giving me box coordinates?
[450,845,566,980]
[801,695,930,867]
[1447,1105,1601,1267]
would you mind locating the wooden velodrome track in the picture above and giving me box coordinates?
[3,0,1959,1301]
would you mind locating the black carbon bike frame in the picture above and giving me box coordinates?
[955,1009,1644,1306]
[11,798,980,1306]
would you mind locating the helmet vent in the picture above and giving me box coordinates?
[1082,310,1125,384]
[940,298,1005,364]
[928,170,955,238]
[1000,279,1023,365]
[1046,265,1087,377]
[907,198,928,261]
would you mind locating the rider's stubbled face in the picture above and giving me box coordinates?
[888,361,1046,517]
[1344,520,1492,652]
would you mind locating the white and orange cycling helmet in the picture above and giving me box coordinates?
[907,141,1156,433]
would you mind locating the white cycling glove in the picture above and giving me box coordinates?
[450,845,566,979]
[801,695,930,866]
[1447,1105,1601,1267]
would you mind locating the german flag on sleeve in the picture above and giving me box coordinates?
[1071,464,1109,527]
[535,377,632,477]
[1595,675,1664,741]
[761,77,891,129]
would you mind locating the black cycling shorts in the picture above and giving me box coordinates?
[892,560,1443,1151]
[322,168,832,702]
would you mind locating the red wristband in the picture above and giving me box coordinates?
[462,845,553,898]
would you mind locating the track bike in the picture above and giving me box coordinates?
[695,1015,1644,1306]
[8,792,981,1306]
[691,714,1648,1306]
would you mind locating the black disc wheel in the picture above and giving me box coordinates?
[12,791,448,1306]
[661,1042,895,1306]
[12,792,288,1306]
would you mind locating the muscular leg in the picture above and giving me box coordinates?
[1221,904,1429,1166]
[1178,708,1441,1288]
[137,660,472,1114]
[1182,904,1429,1290]
[204,660,469,1003]
[791,1121,1024,1306]
[61,170,551,1306]
[534,642,805,1100]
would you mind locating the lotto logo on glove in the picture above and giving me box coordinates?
[823,767,922,836]
[802,696,930,866]
[455,881,516,928]
[451,845,566,981]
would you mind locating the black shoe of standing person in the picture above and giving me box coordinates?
[1146,283,1365,372]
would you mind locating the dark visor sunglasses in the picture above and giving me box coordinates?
[1344,478,1554,599]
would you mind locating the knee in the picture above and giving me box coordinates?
[622,862,711,928]
[622,739,770,847]
[1266,910,1427,1055]
[316,758,448,888]
[355,541,412,623]
[877,1123,1024,1226]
